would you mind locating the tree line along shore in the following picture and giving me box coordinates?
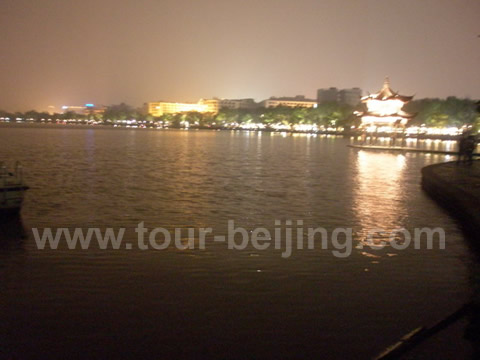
[1,97,479,133]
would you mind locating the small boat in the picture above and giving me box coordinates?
[1,161,29,215]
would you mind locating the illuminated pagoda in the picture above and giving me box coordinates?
[355,77,414,130]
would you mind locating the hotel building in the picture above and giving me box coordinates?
[148,99,219,117]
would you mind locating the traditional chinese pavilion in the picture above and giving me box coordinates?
[356,78,414,128]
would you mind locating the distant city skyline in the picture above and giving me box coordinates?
[1,0,479,112]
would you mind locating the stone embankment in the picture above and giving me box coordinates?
[421,160,480,238]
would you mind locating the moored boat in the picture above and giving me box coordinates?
[1,161,29,215]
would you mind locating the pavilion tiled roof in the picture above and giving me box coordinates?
[361,77,414,103]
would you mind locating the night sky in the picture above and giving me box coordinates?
[1,0,479,111]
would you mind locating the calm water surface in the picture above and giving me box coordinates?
[0,125,475,359]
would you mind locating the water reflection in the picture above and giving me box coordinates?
[0,214,26,241]
[353,150,407,250]
[0,214,26,258]
[0,127,473,359]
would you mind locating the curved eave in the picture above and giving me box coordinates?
[359,112,415,119]
[395,95,414,102]
[361,94,413,102]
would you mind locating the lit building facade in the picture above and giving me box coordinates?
[261,96,317,108]
[199,99,219,114]
[60,104,106,116]
[148,99,219,117]
[355,78,414,128]
[61,105,88,114]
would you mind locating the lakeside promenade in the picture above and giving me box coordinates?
[422,160,480,238]
[412,161,480,359]
[349,144,480,157]
[0,122,469,142]
[373,162,480,358]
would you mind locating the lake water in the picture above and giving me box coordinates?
[0,125,475,359]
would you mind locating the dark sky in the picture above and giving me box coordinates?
[1,0,479,111]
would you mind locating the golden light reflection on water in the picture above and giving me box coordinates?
[353,151,407,252]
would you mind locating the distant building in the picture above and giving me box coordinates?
[199,98,219,114]
[317,88,339,103]
[47,105,57,115]
[317,87,362,106]
[338,88,362,106]
[147,99,219,117]
[60,104,106,116]
[61,105,87,114]
[355,78,414,128]
[261,96,317,108]
[218,98,258,110]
